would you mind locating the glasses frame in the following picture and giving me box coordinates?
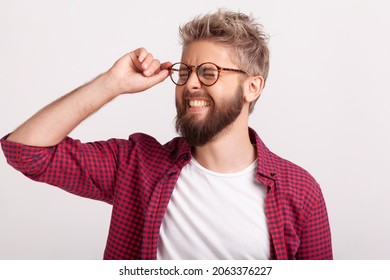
[169,62,248,86]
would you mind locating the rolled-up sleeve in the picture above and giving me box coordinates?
[1,135,126,204]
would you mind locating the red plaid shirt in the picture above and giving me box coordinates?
[1,128,332,259]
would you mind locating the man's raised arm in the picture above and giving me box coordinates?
[6,48,171,147]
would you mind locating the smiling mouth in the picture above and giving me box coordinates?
[187,100,210,108]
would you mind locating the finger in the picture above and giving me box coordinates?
[145,69,170,86]
[146,61,172,76]
[129,48,152,72]
[141,53,154,71]
[127,51,145,72]
[160,61,173,70]
[133,47,148,62]
[143,59,162,76]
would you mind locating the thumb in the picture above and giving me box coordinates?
[146,69,170,86]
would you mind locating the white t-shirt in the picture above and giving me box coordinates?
[157,157,270,259]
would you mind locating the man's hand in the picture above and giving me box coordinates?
[6,48,173,146]
[107,48,172,95]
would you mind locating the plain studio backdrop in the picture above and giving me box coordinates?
[0,0,389,260]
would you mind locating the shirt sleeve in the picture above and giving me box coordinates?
[296,187,333,259]
[1,135,129,204]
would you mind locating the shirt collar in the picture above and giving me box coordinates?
[171,128,279,181]
[167,136,192,167]
[248,127,279,181]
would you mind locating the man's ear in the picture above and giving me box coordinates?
[243,76,264,103]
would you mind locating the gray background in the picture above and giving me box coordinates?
[1,0,389,259]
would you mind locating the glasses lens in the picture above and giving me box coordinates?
[170,63,189,86]
[198,63,219,86]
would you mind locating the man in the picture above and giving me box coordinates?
[1,10,332,259]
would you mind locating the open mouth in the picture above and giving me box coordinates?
[187,100,210,108]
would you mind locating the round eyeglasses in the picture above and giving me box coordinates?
[168,62,247,86]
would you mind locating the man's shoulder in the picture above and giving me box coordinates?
[270,151,319,190]
[251,128,321,196]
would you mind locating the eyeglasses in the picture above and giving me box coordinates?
[168,62,247,86]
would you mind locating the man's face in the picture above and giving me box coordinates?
[175,40,245,146]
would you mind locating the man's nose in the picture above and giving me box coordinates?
[185,68,201,90]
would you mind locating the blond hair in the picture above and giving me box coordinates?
[179,9,270,112]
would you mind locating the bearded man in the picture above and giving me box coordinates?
[1,9,332,260]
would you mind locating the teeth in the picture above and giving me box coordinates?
[188,100,210,108]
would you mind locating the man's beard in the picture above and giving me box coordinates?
[175,86,244,146]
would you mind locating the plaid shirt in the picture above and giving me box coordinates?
[1,128,332,259]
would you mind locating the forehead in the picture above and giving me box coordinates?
[181,40,237,66]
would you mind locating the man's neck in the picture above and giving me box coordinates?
[192,122,256,173]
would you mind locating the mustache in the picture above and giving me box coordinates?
[183,91,212,100]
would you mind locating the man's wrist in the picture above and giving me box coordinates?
[93,71,123,100]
